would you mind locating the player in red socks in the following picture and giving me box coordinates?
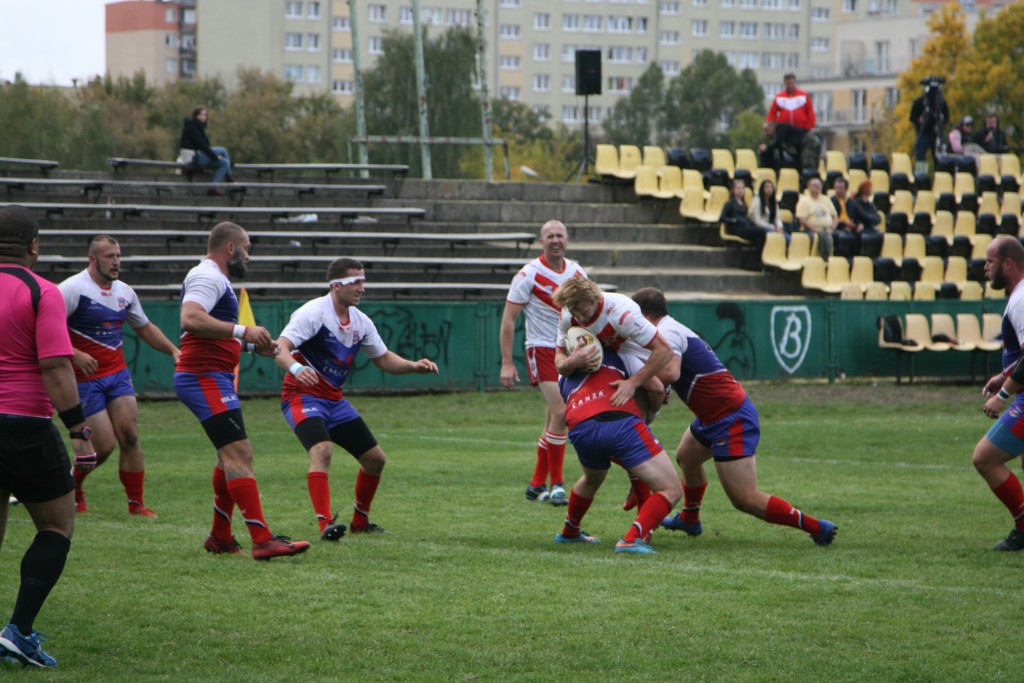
[552,337,680,554]
[500,220,588,506]
[975,236,1024,550]
[629,288,837,546]
[174,222,309,560]
[274,258,439,540]
[59,235,180,517]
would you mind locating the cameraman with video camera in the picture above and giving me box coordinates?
[909,76,949,175]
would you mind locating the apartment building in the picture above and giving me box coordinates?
[106,0,197,86]
[106,0,1000,140]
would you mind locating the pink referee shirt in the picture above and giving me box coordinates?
[0,265,74,417]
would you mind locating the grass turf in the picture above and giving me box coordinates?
[0,381,1018,681]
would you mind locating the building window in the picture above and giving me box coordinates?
[884,0,897,13]
[534,43,550,61]
[721,0,735,7]
[562,45,579,63]
[534,13,550,30]
[811,7,830,21]
[691,20,708,37]
[875,40,890,72]
[562,105,580,123]
[789,0,801,8]
[563,14,580,31]
[788,23,799,39]
[500,55,521,69]
[182,59,195,75]
[662,29,682,43]
[448,9,472,25]
[285,32,303,50]
[368,4,387,22]
[763,23,784,39]
[608,46,633,62]
[499,24,521,38]
[738,51,757,68]
[333,48,353,62]
[788,53,799,68]
[532,105,550,120]
[815,91,832,123]
[368,36,384,55]
[762,52,785,68]
[637,17,648,33]
[286,1,303,19]
[724,52,737,67]
[284,64,304,81]
[693,0,709,6]
[307,33,320,51]
[842,0,856,11]
[740,0,757,8]
[332,80,354,94]
[166,58,178,74]
[851,89,866,122]
[660,1,681,13]
[562,74,576,92]
[720,21,735,37]
[165,33,180,47]
[660,60,681,76]
[165,8,178,23]
[422,8,443,25]
[333,16,351,30]
[811,37,829,52]
[181,34,195,49]
[182,8,196,24]
[608,76,633,94]
[636,47,647,61]
[533,74,550,92]
[885,87,899,109]
[739,21,757,38]
[307,1,320,18]
[583,14,602,31]
[500,0,521,6]
[499,86,521,100]
[608,15,631,32]
[306,66,321,83]
[762,0,784,8]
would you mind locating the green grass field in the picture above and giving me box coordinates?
[0,382,1019,681]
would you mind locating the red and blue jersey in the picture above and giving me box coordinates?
[176,259,242,374]
[278,295,388,402]
[1001,284,1024,373]
[59,269,149,382]
[656,315,747,424]
[558,348,643,430]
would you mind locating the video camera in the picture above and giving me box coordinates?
[920,76,946,90]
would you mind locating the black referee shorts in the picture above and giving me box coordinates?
[0,414,75,503]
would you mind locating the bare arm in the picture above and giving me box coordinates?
[272,336,319,386]
[39,356,96,467]
[180,301,273,353]
[371,351,439,376]
[133,322,180,364]
[554,344,600,376]
[499,302,524,388]
[610,334,673,406]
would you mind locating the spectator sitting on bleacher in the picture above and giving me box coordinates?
[948,116,974,154]
[179,106,232,196]
[972,113,1010,155]
[762,73,820,171]
[847,180,883,258]
[750,179,787,237]
[796,177,838,259]
[720,179,770,252]
[830,177,860,259]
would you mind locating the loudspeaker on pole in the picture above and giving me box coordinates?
[575,50,601,96]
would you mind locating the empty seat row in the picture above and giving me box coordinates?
[879,312,1002,383]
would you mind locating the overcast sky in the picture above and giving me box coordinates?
[0,0,109,86]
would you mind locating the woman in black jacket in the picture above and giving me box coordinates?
[179,106,232,195]
[847,180,883,258]
[720,178,769,250]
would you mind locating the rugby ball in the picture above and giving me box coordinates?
[565,326,603,373]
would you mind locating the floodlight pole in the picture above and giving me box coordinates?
[411,0,432,179]
[575,95,591,182]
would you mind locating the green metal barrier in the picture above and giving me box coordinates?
[123,297,1008,397]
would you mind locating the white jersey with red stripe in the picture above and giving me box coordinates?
[176,259,243,374]
[59,269,149,382]
[556,292,658,362]
[655,315,747,423]
[279,294,388,402]
[506,254,587,348]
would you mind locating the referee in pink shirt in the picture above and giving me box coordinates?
[0,205,96,668]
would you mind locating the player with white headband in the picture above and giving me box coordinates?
[273,257,439,540]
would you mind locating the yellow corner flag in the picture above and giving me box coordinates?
[234,288,257,391]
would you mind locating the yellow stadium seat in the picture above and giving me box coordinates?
[878,314,924,383]
[711,148,736,178]
[888,281,912,301]
[595,144,619,178]
[840,283,863,300]
[864,281,890,300]
[762,231,799,271]
[801,256,843,294]
[932,211,954,245]
[642,146,666,169]
[613,145,642,180]
[633,166,660,198]
[658,166,685,199]
[958,280,983,301]
[699,185,730,224]
[906,313,950,351]
[849,255,876,292]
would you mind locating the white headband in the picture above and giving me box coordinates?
[329,275,366,286]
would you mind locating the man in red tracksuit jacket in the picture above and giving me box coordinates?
[762,73,817,170]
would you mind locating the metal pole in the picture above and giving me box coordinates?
[347,0,369,178]
[476,0,494,182]
[411,0,432,180]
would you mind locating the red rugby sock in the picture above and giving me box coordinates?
[624,492,673,543]
[351,470,381,530]
[992,472,1024,530]
[210,467,235,541]
[119,469,146,510]
[560,490,594,538]
[765,495,821,537]
[307,471,333,532]
[226,477,273,544]
[681,481,708,524]
[530,437,549,488]
[545,432,566,486]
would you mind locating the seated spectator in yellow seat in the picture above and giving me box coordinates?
[796,177,838,259]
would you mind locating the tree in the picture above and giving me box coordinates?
[219,68,298,163]
[361,27,480,177]
[602,63,665,146]
[663,51,764,149]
